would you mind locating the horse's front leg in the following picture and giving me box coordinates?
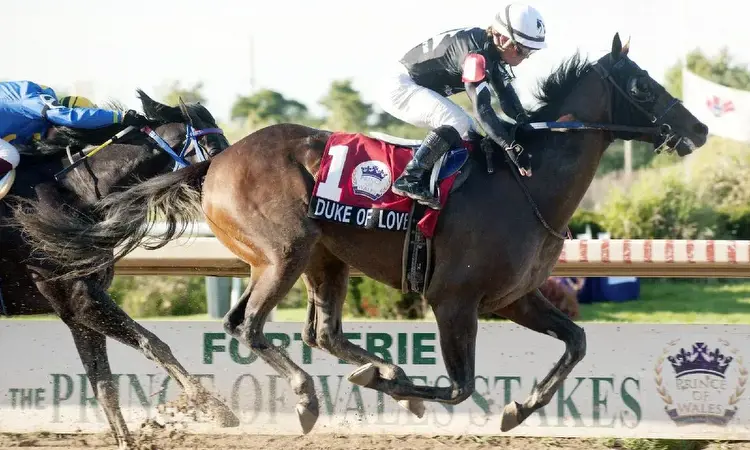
[493,288,587,431]
[311,258,479,408]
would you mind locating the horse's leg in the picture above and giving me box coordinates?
[56,279,239,428]
[222,234,319,434]
[346,289,480,406]
[66,322,131,449]
[300,244,425,417]
[493,288,587,431]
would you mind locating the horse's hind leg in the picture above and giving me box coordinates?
[222,231,320,434]
[53,279,240,429]
[301,244,425,417]
[327,277,480,407]
[493,288,587,431]
[66,322,131,449]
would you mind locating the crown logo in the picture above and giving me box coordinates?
[361,164,387,181]
[668,342,734,378]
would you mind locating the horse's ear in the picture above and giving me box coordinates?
[178,97,194,126]
[136,89,181,122]
[622,35,631,56]
[610,33,623,60]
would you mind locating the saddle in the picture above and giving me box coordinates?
[368,132,474,295]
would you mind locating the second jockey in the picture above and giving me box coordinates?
[377,2,547,209]
[0,80,149,190]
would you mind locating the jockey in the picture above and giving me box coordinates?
[377,2,547,209]
[0,80,149,186]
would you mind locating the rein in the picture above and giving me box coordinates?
[141,124,224,170]
[55,124,224,181]
[498,56,681,241]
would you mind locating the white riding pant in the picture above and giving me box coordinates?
[375,61,477,140]
[0,139,20,172]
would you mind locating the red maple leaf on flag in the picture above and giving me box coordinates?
[706,95,735,117]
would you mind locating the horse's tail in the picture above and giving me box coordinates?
[13,160,212,280]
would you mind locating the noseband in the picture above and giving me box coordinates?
[141,124,225,170]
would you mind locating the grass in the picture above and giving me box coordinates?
[576,278,750,324]
[5,279,750,324]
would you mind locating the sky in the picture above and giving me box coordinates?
[3,0,745,124]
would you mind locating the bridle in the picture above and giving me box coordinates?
[498,53,683,241]
[55,123,225,181]
[591,56,682,153]
[141,123,225,170]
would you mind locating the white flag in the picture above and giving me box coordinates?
[681,68,750,143]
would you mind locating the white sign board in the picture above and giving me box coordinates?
[0,321,748,439]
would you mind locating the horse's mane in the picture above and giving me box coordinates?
[527,51,593,122]
[30,89,185,155]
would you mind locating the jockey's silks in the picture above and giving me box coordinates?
[0,81,123,145]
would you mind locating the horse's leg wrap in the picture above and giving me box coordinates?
[493,288,587,431]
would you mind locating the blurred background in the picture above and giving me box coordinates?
[6,0,748,324]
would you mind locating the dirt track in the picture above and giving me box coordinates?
[1,431,749,450]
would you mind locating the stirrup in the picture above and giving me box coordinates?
[393,187,441,210]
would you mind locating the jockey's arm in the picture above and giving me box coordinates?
[462,54,514,149]
[465,80,514,149]
[43,105,124,129]
[488,67,530,125]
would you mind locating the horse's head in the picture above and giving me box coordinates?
[594,33,708,156]
[137,89,230,161]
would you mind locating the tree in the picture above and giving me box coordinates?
[319,80,372,132]
[664,47,750,99]
[160,80,207,106]
[230,89,311,128]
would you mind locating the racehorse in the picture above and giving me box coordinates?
[1,91,239,449]
[10,34,709,434]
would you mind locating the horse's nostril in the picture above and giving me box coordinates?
[694,123,708,135]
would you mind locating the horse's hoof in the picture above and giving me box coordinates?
[500,401,523,432]
[207,398,240,427]
[348,363,377,387]
[398,399,425,418]
[194,394,240,427]
[215,407,240,428]
[296,400,319,434]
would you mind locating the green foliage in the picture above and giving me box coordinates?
[160,81,207,106]
[592,136,750,240]
[109,276,207,317]
[680,137,750,212]
[319,79,373,132]
[343,276,428,319]
[568,209,605,237]
[664,47,750,99]
[596,140,656,177]
[230,89,311,128]
[598,168,718,239]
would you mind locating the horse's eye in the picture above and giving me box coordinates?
[628,77,653,102]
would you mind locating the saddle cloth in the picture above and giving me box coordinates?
[307,132,467,238]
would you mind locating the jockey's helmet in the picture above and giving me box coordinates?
[59,95,96,108]
[492,3,547,53]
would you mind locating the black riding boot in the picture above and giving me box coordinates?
[392,128,454,210]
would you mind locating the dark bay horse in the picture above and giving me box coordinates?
[2,91,238,448]
[11,34,709,434]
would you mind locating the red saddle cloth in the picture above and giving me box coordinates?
[308,132,464,238]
